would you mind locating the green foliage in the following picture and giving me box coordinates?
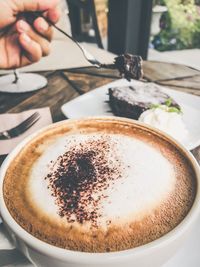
[152,0,200,50]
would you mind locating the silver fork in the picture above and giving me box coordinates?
[0,112,40,140]
[51,22,102,67]
[25,12,102,68]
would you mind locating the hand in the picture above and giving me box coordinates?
[0,0,60,69]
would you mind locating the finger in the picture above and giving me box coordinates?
[13,0,60,13]
[33,17,53,41]
[18,33,42,63]
[45,7,61,24]
[16,20,30,33]
[0,32,21,69]
[20,55,32,68]
[16,18,53,41]
[16,20,51,56]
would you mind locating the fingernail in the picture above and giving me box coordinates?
[21,33,31,43]
[38,19,49,31]
[17,20,30,32]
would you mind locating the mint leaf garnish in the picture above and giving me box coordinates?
[150,103,162,109]
[168,107,182,114]
[165,98,172,107]
[150,98,182,114]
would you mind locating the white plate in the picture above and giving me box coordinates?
[61,79,200,150]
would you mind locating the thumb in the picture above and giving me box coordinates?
[0,0,59,30]
[14,0,60,13]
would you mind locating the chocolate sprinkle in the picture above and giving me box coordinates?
[45,137,122,227]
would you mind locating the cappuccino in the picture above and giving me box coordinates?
[3,118,196,252]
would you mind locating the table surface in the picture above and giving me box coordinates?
[0,60,200,166]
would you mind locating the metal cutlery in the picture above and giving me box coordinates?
[24,12,102,68]
[23,12,143,79]
[0,112,40,140]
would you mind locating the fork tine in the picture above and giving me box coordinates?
[21,115,41,132]
[14,112,40,131]
[17,112,40,132]
[8,112,40,137]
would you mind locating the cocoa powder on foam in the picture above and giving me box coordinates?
[46,136,122,227]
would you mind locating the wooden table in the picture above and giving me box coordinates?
[0,61,200,165]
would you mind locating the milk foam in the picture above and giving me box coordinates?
[28,133,176,229]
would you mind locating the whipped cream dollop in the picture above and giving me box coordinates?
[28,133,175,230]
[139,106,188,142]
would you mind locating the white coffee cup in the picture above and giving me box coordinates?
[0,118,200,267]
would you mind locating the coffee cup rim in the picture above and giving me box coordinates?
[1,116,200,263]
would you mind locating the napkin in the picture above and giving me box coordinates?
[0,108,52,155]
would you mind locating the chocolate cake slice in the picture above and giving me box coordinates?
[108,84,180,120]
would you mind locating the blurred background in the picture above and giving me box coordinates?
[66,0,200,69]
[2,0,199,74]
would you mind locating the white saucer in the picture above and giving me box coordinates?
[61,79,200,150]
[0,73,47,93]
